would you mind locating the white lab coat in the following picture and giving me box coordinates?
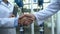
[33,0,60,25]
[0,1,17,34]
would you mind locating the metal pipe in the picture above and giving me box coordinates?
[51,16,55,34]
[39,23,44,34]
[31,0,34,34]
[20,25,24,34]
[19,7,24,34]
[56,11,60,34]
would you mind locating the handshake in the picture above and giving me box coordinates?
[10,14,35,26]
[18,14,35,26]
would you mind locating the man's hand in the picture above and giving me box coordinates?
[18,14,35,26]
[9,14,15,18]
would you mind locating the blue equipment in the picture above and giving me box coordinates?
[38,0,44,6]
[39,23,44,34]
[15,0,23,7]
[34,0,36,2]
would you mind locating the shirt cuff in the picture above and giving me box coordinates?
[33,12,44,26]
[14,17,18,27]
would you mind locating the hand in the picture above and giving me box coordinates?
[9,14,15,18]
[18,14,35,26]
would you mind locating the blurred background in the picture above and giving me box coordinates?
[8,0,60,34]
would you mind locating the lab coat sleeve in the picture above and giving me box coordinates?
[0,17,18,28]
[33,0,60,25]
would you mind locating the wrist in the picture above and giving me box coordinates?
[31,14,36,21]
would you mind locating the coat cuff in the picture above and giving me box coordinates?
[33,12,44,26]
[14,17,18,27]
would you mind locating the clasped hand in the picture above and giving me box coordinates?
[18,14,35,26]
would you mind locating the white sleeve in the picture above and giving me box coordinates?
[33,0,60,25]
[0,18,18,28]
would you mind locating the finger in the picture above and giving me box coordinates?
[12,15,15,17]
[23,19,33,26]
[19,17,28,25]
[27,19,33,24]
[19,14,26,19]
[25,14,35,20]
[27,18,34,21]
[20,14,31,18]
[24,14,32,18]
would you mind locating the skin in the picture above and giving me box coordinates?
[3,0,8,4]
[19,14,35,26]
[9,14,15,18]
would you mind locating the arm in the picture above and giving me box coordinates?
[33,0,60,25]
[0,17,18,28]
